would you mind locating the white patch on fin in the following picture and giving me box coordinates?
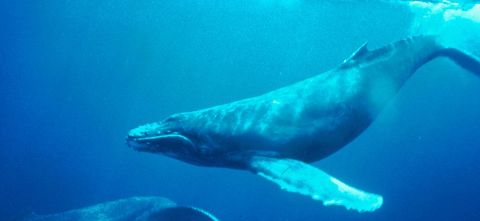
[249,156,383,212]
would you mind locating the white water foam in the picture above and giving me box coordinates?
[408,1,480,55]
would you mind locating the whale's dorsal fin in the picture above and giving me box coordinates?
[343,42,369,63]
[248,156,383,212]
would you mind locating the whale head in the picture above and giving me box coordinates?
[126,115,198,161]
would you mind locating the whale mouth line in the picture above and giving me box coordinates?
[127,134,195,152]
[135,134,184,142]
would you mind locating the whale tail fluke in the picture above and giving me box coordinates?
[248,156,383,213]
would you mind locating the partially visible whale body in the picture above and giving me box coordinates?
[127,35,480,212]
[23,196,219,221]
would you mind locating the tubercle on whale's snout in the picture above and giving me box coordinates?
[125,135,146,151]
[127,122,164,138]
[125,120,196,155]
[126,122,166,151]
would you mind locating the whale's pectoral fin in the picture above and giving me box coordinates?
[248,156,383,212]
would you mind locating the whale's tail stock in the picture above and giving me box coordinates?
[435,47,480,75]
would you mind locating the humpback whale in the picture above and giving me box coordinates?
[22,196,219,221]
[127,35,480,212]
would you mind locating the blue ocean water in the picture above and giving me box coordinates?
[1,1,480,220]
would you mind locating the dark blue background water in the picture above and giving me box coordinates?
[1,1,480,220]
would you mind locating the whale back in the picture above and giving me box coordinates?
[174,37,446,162]
[340,36,442,115]
[21,197,220,221]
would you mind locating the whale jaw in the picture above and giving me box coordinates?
[127,134,195,153]
[126,122,195,155]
